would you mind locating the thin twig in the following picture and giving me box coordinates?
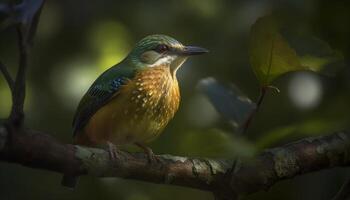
[0,61,14,92]
[241,85,280,134]
[332,178,350,200]
[241,86,268,134]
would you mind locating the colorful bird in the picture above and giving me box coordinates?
[62,34,207,187]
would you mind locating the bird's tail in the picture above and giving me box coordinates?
[61,174,79,189]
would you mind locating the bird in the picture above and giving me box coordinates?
[61,34,208,188]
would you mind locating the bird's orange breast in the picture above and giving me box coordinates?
[76,66,180,146]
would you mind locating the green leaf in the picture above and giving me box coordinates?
[250,16,304,85]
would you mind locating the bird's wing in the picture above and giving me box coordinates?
[72,65,135,135]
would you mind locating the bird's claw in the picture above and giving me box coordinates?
[135,143,160,164]
[107,141,118,160]
[146,149,160,164]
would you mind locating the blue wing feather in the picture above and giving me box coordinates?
[72,65,134,135]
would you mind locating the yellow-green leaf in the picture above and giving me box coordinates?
[250,16,304,85]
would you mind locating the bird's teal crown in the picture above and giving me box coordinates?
[134,34,184,51]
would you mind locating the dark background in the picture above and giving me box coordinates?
[0,0,350,199]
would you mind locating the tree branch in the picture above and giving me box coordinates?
[2,0,45,126]
[0,61,14,92]
[241,86,268,134]
[9,27,28,125]
[0,125,349,198]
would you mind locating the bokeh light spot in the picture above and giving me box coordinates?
[88,21,132,70]
[288,72,323,110]
[51,59,100,109]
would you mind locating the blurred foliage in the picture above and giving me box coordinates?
[197,77,256,131]
[0,0,44,44]
[178,128,255,158]
[283,31,345,76]
[0,79,11,116]
[255,117,347,150]
[249,15,343,86]
[0,0,350,200]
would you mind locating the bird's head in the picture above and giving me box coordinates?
[127,34,208,75]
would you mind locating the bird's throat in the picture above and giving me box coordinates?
[170,56,187,78]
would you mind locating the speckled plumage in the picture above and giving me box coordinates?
[76,65,180,145]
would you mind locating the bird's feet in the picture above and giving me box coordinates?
[135,143,160,164]
[106,141,118,160]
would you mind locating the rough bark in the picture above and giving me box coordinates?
[0,125,349,197]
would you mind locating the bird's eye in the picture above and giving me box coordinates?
[155,44,169,53]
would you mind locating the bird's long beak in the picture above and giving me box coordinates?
[179,46,209,56]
